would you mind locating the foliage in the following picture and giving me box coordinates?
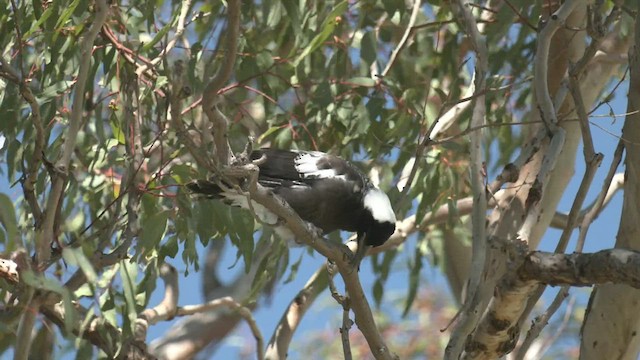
[0,0,637,359]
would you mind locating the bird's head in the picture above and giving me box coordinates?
[360,188,396,247]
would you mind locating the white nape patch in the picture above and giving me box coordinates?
[295,152,346,180]
[363,189,396,224]
[223,193,279,225]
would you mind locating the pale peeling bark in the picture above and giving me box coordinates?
[447,2,632,358]
[450,6,587,358]
[579,15,640,360]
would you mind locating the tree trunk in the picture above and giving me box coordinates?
[580,15,640,360]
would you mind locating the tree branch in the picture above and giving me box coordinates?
[137,263,265,360]
[265,267,330,359]
[135,264,179,341]
[201,0,241,166]
[0,54,45,225]
[465,248,640,359]
[136,0,193,76]
[178,297,265,360]
[35,0,109,268]
[534,0,580,132]
[445,0,489,357]
[521,250,640,288]
[378,0,421,79]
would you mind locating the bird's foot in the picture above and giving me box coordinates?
[345,240,366,272]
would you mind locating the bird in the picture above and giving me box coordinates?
[187,148,396,260]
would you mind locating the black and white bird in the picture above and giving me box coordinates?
[187,148,396,256]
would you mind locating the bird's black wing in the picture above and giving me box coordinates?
[251,149,366,190]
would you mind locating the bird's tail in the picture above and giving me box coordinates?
[187,179,281,226]
[186,179,226,199]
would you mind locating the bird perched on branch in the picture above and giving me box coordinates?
[187,148,396,261]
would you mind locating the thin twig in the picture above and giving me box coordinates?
[516,287,569,360]
[536,296,576,358]
[340,297,354,360]
[378,0,422,79]
[136,0,193,76]
[502,0,537,31]
[575,141,624,250]
[568,75,597,160]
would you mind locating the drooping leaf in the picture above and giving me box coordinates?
[293,1,348,67]
[402,240,424,317]
[62,247,98,283]
[0,194,18,248]
[139,211,169,256]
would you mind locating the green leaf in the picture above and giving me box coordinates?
[373,279,384,307]
[231,209,255,273]
[139,211,168,255]
[0,194,18,248]
[293,0,348,67]
[347,77,375,87]
[109,113,125,145]
[360,30,377,65]
[402,243,423,317]
[142,19,176,52]
[257,126,284,144]
[25,6,54,37]
[284,250,304,284]
[119,261,138,336]
[62,247,98,283]
[22,271,65,293]
[282,0,301,31]
[267,0,284,28]
[22,271,76,332]
[160,235,179,259]
[314,81,333,108]
[54,0,82,32]
[38,80,75,103]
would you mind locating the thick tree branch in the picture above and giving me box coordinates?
[135,264,179,341]
[150,242,270,359]
[176,296,264,360]
[534,0,580,132]
[465,248,640,360]
[580,13,640,358]
[265,267,330,359]
[521,250,640,288]
[40,301,121,358]
[445,0,489,357]
[137,263,264,360]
